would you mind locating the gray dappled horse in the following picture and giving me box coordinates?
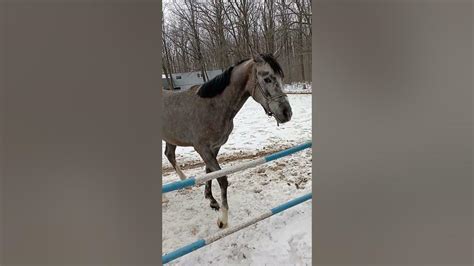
[163,53,292,228]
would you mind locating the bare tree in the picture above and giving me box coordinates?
[171,0,209,81]
[162,0,312,84]
[162,11,175,90]
[262,0,276,53]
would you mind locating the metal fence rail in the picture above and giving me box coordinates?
[162,141,312,193]
[162,192,312,264]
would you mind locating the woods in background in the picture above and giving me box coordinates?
[162,0,312,85]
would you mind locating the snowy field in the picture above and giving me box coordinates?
[284,82,312,94]
[162,94,312,265]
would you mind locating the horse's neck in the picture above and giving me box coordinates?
[225,90,250,120]
[219,61,254,120]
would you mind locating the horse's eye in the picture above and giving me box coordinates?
[264,78,272,83]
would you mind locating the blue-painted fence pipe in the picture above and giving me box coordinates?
[162,141,312,194]
[162,177,196,193]
[264,141,312,162]
[162,193,312,264]
[162,239,206,265]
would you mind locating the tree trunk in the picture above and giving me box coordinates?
[162,64,174,90]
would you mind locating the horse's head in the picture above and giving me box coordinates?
[248,53,292,124]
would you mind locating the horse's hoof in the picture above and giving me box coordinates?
[210,201,220,211]
[217,219,228,229]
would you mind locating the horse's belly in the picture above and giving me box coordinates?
[162,127,193,147]
[163,138,192,147]
[162,104,195,146]
[207,123,233,148]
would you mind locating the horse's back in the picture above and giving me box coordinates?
[162,85,234,149]
[162,87,202,147]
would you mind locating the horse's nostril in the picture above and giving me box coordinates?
[283,107,292,119]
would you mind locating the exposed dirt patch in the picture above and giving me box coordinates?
[162,144,293,175]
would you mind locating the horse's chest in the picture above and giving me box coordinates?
[220,123,234,138]
[206,122,234,147]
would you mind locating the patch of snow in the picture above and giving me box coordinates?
[162,94,312,265]
[283,82,312,94]
[162,94,312,167]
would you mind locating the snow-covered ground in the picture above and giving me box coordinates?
[162,94,312,265]
[283,82,312,94]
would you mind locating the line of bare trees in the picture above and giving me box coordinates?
[162,0,311,87]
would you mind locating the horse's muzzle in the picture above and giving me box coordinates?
[282,105,292,122]
[273,102,292,124]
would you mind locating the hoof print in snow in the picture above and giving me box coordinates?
[253,188,262,193]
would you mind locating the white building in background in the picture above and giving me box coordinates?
[162,69,223,90]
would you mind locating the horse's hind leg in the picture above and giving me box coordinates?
[165,142,186,180]
[195,145,229,228]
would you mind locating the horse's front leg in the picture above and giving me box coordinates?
[195,145,229,229]
[205,167,220,211]
[215,175,229,228]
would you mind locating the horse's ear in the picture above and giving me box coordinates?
[249,45,263,63]
[273,46,282,59]
[252,52,264,63]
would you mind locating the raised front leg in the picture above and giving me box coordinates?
[195,145,229,229]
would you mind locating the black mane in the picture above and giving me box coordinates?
[260,53,284,78]
[196,66,235,98]
[196,54,283,98]
[196,59,248,98]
